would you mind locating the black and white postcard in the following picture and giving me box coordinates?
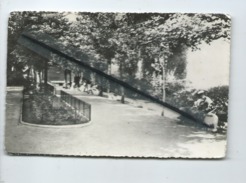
[5,12,231,158]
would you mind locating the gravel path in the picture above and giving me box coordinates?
[5,90,226,158]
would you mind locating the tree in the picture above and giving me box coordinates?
[134,13,230,115]
[8,12,230,112]
[8,12,71,86]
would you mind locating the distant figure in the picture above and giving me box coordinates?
[74,75,81,88]
[90,84,99,95]
[79,82,86,92]
[70,82,75,90]
[86,84,99,95]
[64,69,72,88]
[85,83,92,94]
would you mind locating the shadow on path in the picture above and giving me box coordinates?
[5,90,226,158]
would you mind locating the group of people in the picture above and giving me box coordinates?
[63,76,100,95]
[78,82,100,95]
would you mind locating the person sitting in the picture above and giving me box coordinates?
[79,82,86,92]
[193,90,213,112]
[70,82,76,90]
[193,90,218,131]
[87,84,99,95]
[85,83,92,94]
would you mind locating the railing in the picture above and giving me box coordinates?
[60,90,91,121]
[46,82,55,95]
[22,87,91,125]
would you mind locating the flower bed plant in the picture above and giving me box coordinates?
[22,90,88,125]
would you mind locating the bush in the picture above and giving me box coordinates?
[166,85,229,133]
[207,86,229,114]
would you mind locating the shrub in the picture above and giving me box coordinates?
[166,85,229,133]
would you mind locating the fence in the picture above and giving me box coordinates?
[46,82,55,95]
[60,90,91,121]
[22,87,91,125]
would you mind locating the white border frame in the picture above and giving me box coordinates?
[1,0,246,183]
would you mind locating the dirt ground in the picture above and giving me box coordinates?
[4,89,227,158]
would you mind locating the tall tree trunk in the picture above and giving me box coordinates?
[161,65,166,116]
[44,61,48,84]
[64,70,67,86]
[34,70,40,89]
[120,87,125,104]
[64,69,72,88]
[30,66,34,80]
[119,60,125,103]
[90,72,96,84]
[38,71,42,83]
[34,68,37,84]
[137,50,143,80]
[38,71,42,91]
[69,70,72,86]
[44,60,48,92]
[27,68,30,80]
[107,60,111,93]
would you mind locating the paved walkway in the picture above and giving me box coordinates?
[5,90,226,158]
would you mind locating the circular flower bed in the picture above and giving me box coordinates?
[22,91,89,125]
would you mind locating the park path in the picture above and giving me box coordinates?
[5,90,226,158]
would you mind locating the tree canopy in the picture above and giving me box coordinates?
[7,12,231,100]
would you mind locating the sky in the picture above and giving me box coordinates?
[186,38,230,89]
[65,13,78,22]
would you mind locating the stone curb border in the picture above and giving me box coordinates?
[20,117,92,128]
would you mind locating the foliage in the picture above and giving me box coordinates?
[8,12,230,108]
[22,91,88,125]
[166,85,229,133]
[207,86,229,115]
